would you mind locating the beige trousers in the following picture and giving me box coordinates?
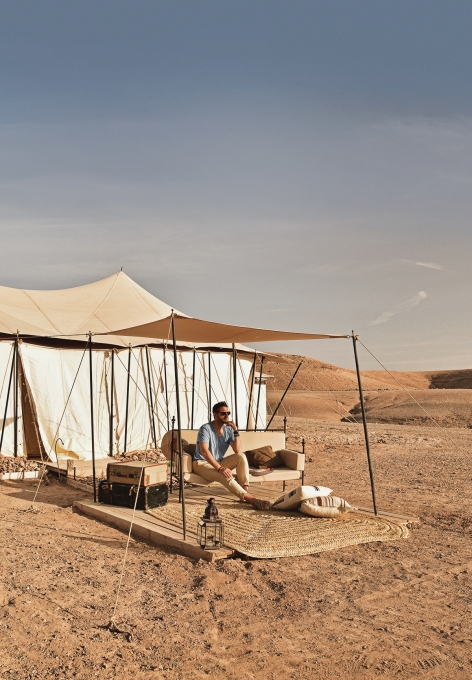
[193,452,250,501]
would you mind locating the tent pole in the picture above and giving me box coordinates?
[352,331,378,515]
[88,333,97,503]
[254,356,264,431]
[171,312,186,540]
[0,347,15,454]
[145,346,157,449]
[190,348,196,430]
[266,361,303,430]
[13,336,19,458]
[246,351,257,431]
[170,415,175,494]
[232,344,239,428]
[123,345,131,453]
[109,349,115,456]
[163,345,170,431]
[207,352,212,421]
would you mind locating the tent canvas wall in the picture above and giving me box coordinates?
[16,343,261,460]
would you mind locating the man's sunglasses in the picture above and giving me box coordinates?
[218,411,231,416]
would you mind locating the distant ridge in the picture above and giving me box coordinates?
[264,354,472,427]
[263,354,472,392]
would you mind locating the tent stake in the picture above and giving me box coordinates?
[190,348,196,429]
[352,331,378,515]
[123,345,131,453]
[171,313,187,540]
[232,344,239,428]
[246,351,257,431]
[0,346,15,454]
[109,349,115,456]
[266,361,303,430]
[13,336,19,457]
[145,346,157,449]
[88,333,97,503]
[254,356,264,431]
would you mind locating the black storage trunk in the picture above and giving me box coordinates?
[98,481,168,510]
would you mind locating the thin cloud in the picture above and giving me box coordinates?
[413,261,445,270]
[370,291,428,326]
[402,259,446,271]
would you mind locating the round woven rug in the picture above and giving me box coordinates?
[147,498,409,559]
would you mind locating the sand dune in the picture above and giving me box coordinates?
[265,354,472,427]
[263,353,472,391]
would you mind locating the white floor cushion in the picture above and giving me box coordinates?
[299,496,352,517]
[271,485,332,511]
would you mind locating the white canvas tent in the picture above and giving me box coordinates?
[0,273,267,460]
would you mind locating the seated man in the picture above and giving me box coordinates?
[193,401,271,510]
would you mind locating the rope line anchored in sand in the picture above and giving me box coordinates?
[357,338,467,456]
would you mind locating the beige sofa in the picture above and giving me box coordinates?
[161,429,305,489]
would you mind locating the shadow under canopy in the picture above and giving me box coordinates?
[106,314,376,541]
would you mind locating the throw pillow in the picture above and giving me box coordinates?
[244,445,283,469]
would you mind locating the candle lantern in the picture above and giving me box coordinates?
[196,497,224,550]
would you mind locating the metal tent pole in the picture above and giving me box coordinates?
[190,348,196,430]
[88,333,97,503]
[13,336,19,457]
[232,344,239,428]
[0,347,15,454]
[170,415,175,494]
[265,361,303,430]
[145,346,157,449]
[171,313,187,540]
[123,345,131,453]
[246,351,257,431]
[207,351,212,421]
[254,356,264,431]
[109,349,115,456]
[352,331,378,515]
[163,346,170,431]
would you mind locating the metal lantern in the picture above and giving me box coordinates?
[196,498,224,550]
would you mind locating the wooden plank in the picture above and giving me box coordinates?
[72,499,234,562]
[356,506,419,523]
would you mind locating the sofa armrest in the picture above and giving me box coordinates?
[278,449,305,471]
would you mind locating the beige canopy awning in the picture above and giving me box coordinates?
[108,313,348,344]
[0,271,181,346]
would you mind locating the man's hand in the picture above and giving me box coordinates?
[218,467,233,479]
[226,420,238,431]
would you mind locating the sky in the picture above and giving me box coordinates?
[1,1,471,371]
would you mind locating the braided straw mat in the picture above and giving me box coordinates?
[147,497,409,559]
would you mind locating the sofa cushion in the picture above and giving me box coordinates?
[244,445,283,469]
[181,439,196,456]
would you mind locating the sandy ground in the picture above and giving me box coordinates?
[1,418,471,679]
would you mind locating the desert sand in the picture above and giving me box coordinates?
[1,412,471,679]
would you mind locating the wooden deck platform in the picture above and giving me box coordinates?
[72,485,252,563]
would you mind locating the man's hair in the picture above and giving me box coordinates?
[212,401,228,414]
